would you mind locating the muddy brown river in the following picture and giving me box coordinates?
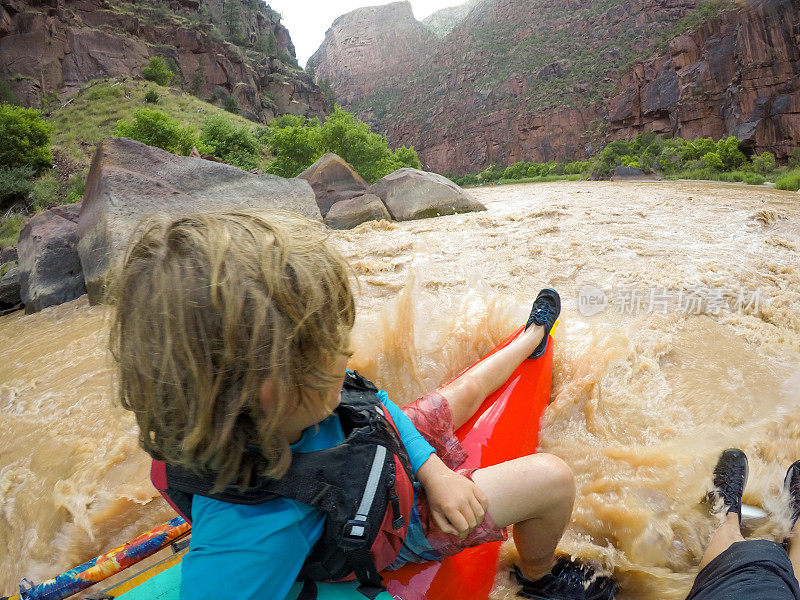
[1,181,799,599]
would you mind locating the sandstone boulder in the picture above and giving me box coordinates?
[78,137,320,303]
[324,194,391,230]
[18,203,86,314]
[611,166,645,179]
[0,266,21,315]
[297,153,368,217]
[368,168,486,221]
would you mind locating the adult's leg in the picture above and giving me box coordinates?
[789,511,800,577]
[471,452,575,581]
[698,512,745,571]
[438,323,545,429]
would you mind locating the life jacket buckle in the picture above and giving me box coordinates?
[342,518,371,548]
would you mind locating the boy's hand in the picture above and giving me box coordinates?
[415,453,489,539]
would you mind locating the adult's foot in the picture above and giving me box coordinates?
[783,460,800,530]
[512,559,615,600]
[526,288,560,360]
[708,448,748,523]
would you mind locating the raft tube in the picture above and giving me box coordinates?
[8,324,554,600]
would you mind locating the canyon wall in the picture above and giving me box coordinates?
[310,0,800,174]
[0,0,326,122]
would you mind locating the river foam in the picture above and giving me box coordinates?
[1,181,799,598]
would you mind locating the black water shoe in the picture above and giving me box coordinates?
[513,559,616,600]
[708,448,748,523]
[784,460,800,530]
[526,288,561,359]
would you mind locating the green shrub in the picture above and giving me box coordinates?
[115,108,197,155]
[751,151,775,175]
[0,166,35,209]
[142,56,173,86]
[392,145,421,170]
[144,90,160,104]
[84,84,125,102]
[0,213,26,248]
[199,114,260,170]
[716,136,746,170]
[789,149,800,170]
[223,95,239,114]
[30,173,60,211]
[702,151,723,170]
[264,115,323,178]
[478,164,505,183]
[0,104,52,171]
[775,170,800,191]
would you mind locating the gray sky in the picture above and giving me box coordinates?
[269,0,465,67]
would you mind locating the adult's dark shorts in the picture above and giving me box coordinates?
[685,540,800,600]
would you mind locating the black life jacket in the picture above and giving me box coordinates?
[150,371,415,599]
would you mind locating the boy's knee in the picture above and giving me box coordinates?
[531,453,575,503]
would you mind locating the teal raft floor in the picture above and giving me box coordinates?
[117,564,393,600]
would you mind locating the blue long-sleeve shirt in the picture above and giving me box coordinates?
[180,389,435,600]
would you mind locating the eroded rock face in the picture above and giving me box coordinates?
[0,0,326,122]
[307,1,435,106]
[297,153,368,217]
[17,202,86,314]
[0,266,21,314]
[311,0,800,174]
[368,168,485,221]
[77,137,319,303]
[324,194,390,230]
[606,0,800,159]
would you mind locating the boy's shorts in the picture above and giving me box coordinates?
[386,391,508,569]
[684,540,800,600]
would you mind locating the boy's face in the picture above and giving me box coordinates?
[265,354,348,444]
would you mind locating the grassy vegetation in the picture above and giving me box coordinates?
[0,213,26,248]
[775,170,800,191]
[449,133,797,189]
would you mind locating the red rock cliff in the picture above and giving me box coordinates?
[311,0,800,174]
[0,0,326,122]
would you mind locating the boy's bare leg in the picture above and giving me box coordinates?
[698,513,745,571]
[471,453,575,580]
[788,519,800,577]
[438,324,545,429]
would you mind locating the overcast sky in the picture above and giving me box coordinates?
[268,0,465,67]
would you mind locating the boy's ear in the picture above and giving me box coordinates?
[259,377,275,411]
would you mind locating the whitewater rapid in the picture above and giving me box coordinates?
[1,181,799,599]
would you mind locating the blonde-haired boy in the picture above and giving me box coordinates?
[112,211,614,600]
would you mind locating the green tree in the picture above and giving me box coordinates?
[264,115,323,178]
[318,107,397,182]
[391,145,421,170]
[142,56,174,86]
[223,95,239,114]
[715,136,746,170]
[115,108,197,155]
[0,103,53,171]
[702,151,723,170]
[751,151,775,175]
[199,114,260,170]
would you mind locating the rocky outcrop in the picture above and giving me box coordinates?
[0,266,21,314]
[324,194,390,230]
[297,153,368,217]
[0,0,326,122]
[422,0,480,38]
[368,168,485,221]
[307,1,436,106]
[312,0,800,174]
[17,202,86,313]
[606,0,800,158]
[77,137,319,303]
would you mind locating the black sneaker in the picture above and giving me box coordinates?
[526,288,561,359]
[783,460,800,529]
[512,559,616,600]
[707,448,748,522]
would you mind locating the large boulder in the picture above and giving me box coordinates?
[18,203,86,314]
[324,194,391,230]
[0,266,21,315]
[78,137,320,303]
[297,153,368,217]
[368,168,486,221]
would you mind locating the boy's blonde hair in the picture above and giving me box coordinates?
[110,211,355,490]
